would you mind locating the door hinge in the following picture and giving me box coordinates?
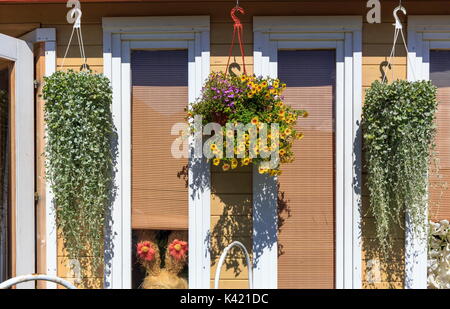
[34,192,39,201]
[34,80,40,89]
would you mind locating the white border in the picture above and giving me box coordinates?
[407,16,450,289]
[0,33,35,289]
[253,16,362,289]
[102,16,211,289]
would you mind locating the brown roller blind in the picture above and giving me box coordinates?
[277,50,336,289]
[131,50,188,230]
[430,50,450,221]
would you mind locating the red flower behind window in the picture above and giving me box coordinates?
[168,239,188,260]
[137,241,156,262]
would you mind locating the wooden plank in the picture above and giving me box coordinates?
[34,42,47,289]
[362,217,405,239]
[210,236,253,259]
[363,45,406,65]
[0,23,39,38]
[53,24,102,46]
[56,277,103,289]
[362,281,404,289]
[211,257,250,280]
[211,22,253,44]
[362,64,406,86]
[210,215,252,237]
[210,279,249,289]
[57,256,103,279]
[211,194,252,216]
[56,65,103,73]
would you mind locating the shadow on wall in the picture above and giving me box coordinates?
[208,164,290,278]
[103,119,119,289]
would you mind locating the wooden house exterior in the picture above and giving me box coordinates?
[0,0,449,289]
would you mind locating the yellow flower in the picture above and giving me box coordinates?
[296,132,304,140]
[265,94,271,99]
[284,128,292,136]
[251,117,259,126]
[242,157,250,166]
[256,85,263,92]
[240,75,247,82]
[213,158,221,166]
[258,166,267,174]
[222,163,231,171]
[279,149,286,156]
[278,110,285,117]
[274,81,280,88]
[210,143,218,151]
[261,81,268,88]
[231,158,238,169]
[281,83,286,89]
[303,111,309,118]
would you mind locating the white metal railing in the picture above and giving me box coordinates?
[214,241,253,289]
[0,274,77,289]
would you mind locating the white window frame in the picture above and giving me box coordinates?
[253,16,362,289]
[407,16,450,289]
[20,28,57,289]
[0,33,34,288]
[102,16,211,289]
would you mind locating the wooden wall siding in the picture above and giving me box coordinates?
[1,0,450,289]
[210,165,253,289]
[34,42,47,289]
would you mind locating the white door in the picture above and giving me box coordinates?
[0,33,35,288]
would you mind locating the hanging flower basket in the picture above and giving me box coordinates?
[187,72,308,176]
[362,80,438,250]
[43,70,114,277]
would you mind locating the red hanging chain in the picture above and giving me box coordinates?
[225,5,247,76]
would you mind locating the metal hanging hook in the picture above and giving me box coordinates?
[393,4,406,30]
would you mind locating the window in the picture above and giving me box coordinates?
[253,16,362,289]
[277,50,336,288]
[407,16,450,288]
[130,50,189,288]
[103,16,210,289]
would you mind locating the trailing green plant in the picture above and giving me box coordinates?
[43,70,114,277]
[362,80,438,251]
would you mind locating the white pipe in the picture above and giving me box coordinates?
[0,274,77,289]
[214,241,253,289]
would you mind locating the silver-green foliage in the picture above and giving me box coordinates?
[43,70,114,275]
[363,80,438,250]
